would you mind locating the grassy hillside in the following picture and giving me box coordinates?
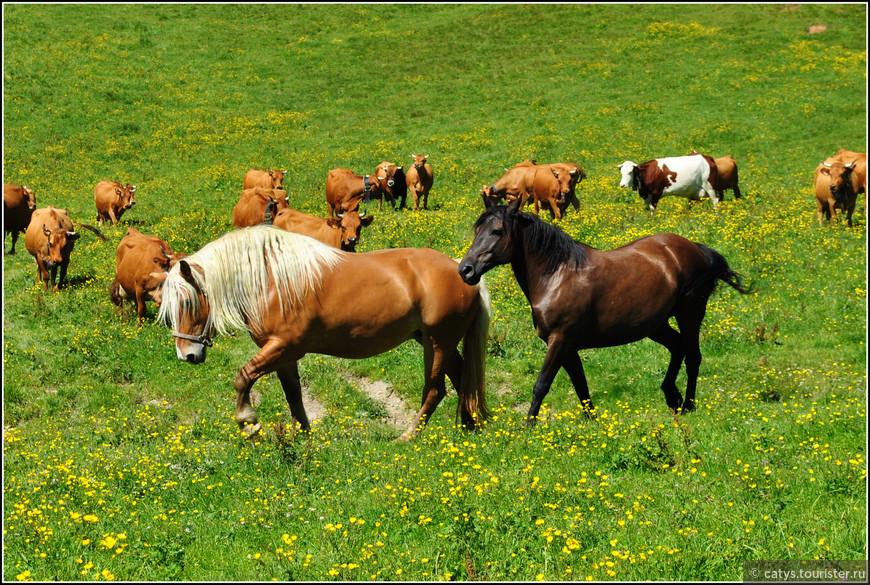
[3,4,866,581]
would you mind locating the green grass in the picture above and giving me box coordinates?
[3,4,867,581]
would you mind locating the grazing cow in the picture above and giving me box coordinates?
[4,183,36,254]
[325,167,385,217]
[24,206,105,291]
[406,154,434,211]
[833,149,866,194]
[814,157,860,227]
[243,169,288,191]
[110,228,186,325]
[691,150,742,200]
[374,161,407,211]
[480,160,539,208]
[531,162,586,219]
[618,155,719,211]
[272,208,374,252]
[231,187,290,228]
[94,181,137,227]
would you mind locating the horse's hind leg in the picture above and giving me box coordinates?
[648,322,686,413]
[674,306,708,413]
[561,351,595,417]
[398,337,447,442]
[276,361,310,432]
[233,340,290,437]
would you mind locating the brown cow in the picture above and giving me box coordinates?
[833,149,866,194]
[480,160,538,208]
[243,168,288,191]
[273,208,374,252]
[232,187,290,228]
[814,157,860,227]
[530,163,586,219]
[4,183,36,254]
[24,207,105,291]
[94,181,137,227]
[691,151,742,200]
[406,154,434,211]
[110,228,186,325]
[373,161,406,211]
[325,167,385,217]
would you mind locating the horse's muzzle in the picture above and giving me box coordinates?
[458,262,480,285]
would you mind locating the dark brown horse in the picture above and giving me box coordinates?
[458,199,750,423]
[157,226,490,441]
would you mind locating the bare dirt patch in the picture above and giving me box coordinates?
[342,373,416,430]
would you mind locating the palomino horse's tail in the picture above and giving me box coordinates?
[688,243,753,297]
[458,277,491,426]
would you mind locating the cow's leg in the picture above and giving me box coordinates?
[35,262,49,288]
[275,361,311,432]
[108,209,118,225]
[561,350,595,417]
[647,322,686,412]
[422,188,429,210]
[817,199,827,225]
[411,187,420,211]
[233,339,293,437]
[397,335,447,442]
[7,231,18,255]
[135,289,148,327]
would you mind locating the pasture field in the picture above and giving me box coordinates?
[3,3,867,581]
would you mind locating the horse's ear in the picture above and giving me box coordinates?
[179,260,194,282]
[506,196,523,215]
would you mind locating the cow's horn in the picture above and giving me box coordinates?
[570,169,578,175]
[823,162,831,168]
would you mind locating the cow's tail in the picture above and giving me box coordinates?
[686,243,752,298]
[73,223,108,242]
[458,277,491,428]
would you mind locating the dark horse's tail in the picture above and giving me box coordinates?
[686,243,752,297]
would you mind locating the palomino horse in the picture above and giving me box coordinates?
[458,199,750,423]
[157,226,490,441]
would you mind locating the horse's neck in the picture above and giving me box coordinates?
[510,246,548,304]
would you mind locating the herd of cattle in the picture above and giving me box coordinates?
[3,148,866,324]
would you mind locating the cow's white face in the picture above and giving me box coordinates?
[617,161,637,189]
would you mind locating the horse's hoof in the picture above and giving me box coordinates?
[395,433,413,443]
[242,422,262,438]
[681,401,696,414]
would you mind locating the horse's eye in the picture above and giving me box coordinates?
[491,229,504,237]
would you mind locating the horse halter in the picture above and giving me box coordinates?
[172,330,213,347]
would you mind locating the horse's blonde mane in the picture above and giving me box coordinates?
[157,226,346,336]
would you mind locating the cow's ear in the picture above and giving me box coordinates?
[820,166,831,176]
[361,215,374,226]
[115,188,122,197]
[506,196,523,215]
[326,218,342,229]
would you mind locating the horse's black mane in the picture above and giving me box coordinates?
[475,205,589,275]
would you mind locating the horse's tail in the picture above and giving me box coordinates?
[458,277,491,426]
[688,243,753,297]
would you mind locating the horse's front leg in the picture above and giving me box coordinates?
[526,336,568,426]
[233,339,290,437]
[275,361,311,432]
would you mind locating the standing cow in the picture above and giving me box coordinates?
[691,150,742,200]
[243,169,288,191]
[618,155,719,211]
[406,154,434,211]
[24,206,105,291]
[814,157,860,227]
[110,228,185,325]
[530,162,585,219]
[232,187,290,228]
[4,183,36,254]
[325,167,386,217]
[833,149,866,195]
[480,160,538,208]
[273,208,374,252]
[374,161,407,211]
[94,181,137,227]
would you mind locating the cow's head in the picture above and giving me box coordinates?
[270,189,291,213]
[617,161,639,190]
[41,225,80,268]
[149,251,187,307]
[550,164,584,201]
[115,183,137,211]
[820,160,856,201]
[480,184,501,208]
[267,169,287,190]
[22,185,36,210]
[375,161,403,189]
[411,154,429,170]
[330,210,375,252]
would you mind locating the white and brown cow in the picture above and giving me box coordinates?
[110,227,186,325]
[232,187,290,228]
[272,208,374,252]
[406,154,434,211]
[243,168,288,191]
[618,155,719,211]
[814,157,860,227]
[4,183,37,254]
[690,150,742,200]
[94,181,137,227]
